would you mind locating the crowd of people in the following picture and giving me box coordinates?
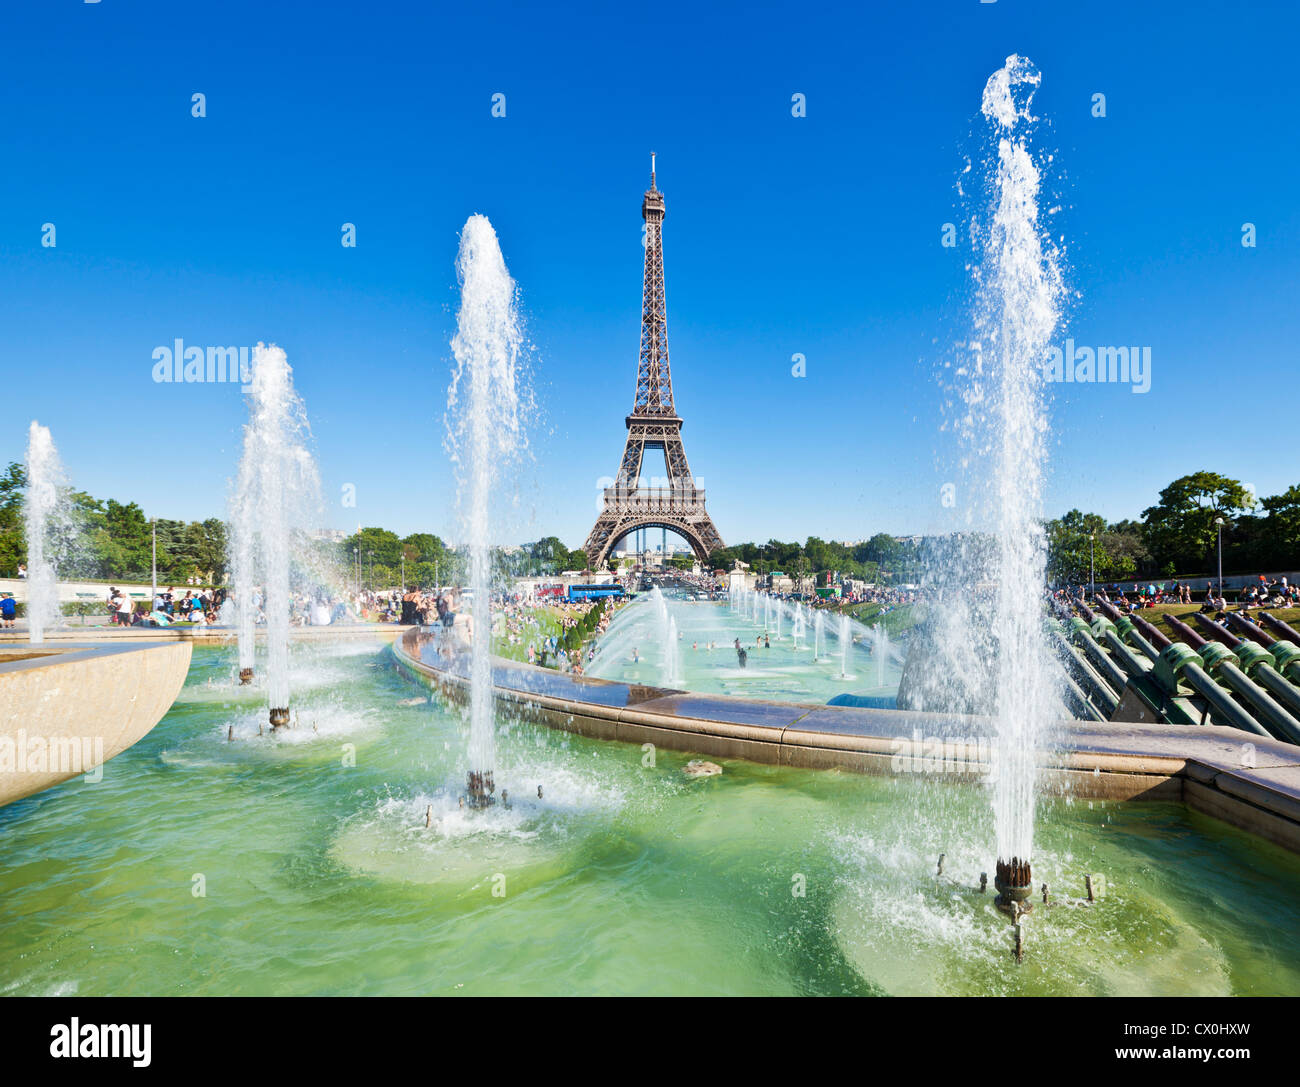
[1085,575,1300,614]
[107,585,228,627]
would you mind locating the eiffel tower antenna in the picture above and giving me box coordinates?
[583,158,724,570]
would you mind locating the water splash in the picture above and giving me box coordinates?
[228,344,321,722]
[976,56,1066,865]
[23,422,66,643]
[446,214,527,780]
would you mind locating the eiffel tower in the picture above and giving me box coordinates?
[583,155,724,570]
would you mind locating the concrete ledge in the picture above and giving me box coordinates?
[0,640,192,806]
[391,628,1300,855]
[0,624,412,645]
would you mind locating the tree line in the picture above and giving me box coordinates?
[1050,471,1300,582]
[4,462,1294,589]
[0,462,227,583]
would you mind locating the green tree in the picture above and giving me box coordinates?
[1257,485,1300,569]
[401,532,447,564]
[0,462,26,576]
[529,536,569,575]
[341,527,403,570]
[1142,472,1254,574]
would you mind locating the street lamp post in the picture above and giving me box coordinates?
[150,518,157,608]
[1089,532,1095,601]
[1215,516,1225,600]
[353,547,359,599]
[367,550,373,591]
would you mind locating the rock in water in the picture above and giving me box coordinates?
[684,760,723,778]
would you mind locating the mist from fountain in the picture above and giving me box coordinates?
[839,614,852,680]
[665,616,682,687]
[23,422,67,644]
[228,344,321,723]
[814,610,825,662]
[447,214,527,788]
[869,625,891,688]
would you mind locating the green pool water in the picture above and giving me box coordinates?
[3,640,1300,996]
[586,597,904,703]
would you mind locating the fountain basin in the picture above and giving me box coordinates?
[394,628,1300,856]
[2,639,1299,996]
[0,641,192,806]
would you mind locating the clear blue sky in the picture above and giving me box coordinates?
[3,1,1297,551]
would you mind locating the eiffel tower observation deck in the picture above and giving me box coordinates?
[583,155,724,569]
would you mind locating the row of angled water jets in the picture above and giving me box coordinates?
[630,585,900,688]
[726,585,897,684]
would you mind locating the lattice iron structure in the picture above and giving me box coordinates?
[583,156,724,569]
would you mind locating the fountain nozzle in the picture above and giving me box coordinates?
[268,706,290,729]
[994,856,1033,914]
[465,770,496,809]
[239,667,254,685]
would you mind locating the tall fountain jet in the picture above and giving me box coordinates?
[23,422,66,644]
[229,344,321,728]
[447,214,526,809]
[976,55,1065,911]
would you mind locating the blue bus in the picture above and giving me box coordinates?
[567,584,625,601]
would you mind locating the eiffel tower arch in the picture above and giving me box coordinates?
[583,156,724,570]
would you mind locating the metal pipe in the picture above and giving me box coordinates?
[1164,613,1208,650]
[1052,631,1120,715]
[1180,662,1272,737]
[1068,620,1128,695]
[1260,612,1300,648]
[1101,628,1153,679]
[1225,639,1300,735]
[1192,611,1239,648]
[1060,668,1108,721]
[1094,599,1161,659]
[1250,667,1300,739]
[1213,659,1300,743]
[1129,612,1173,652]
[1224,610,1274,648]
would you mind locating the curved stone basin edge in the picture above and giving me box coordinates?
[394,628,1300,856]
[1,640,192,807]
[0,624,414,645]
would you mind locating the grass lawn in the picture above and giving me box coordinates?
[839,601,921,637]
[1125,603,1300,643]
[491,605,564,663]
